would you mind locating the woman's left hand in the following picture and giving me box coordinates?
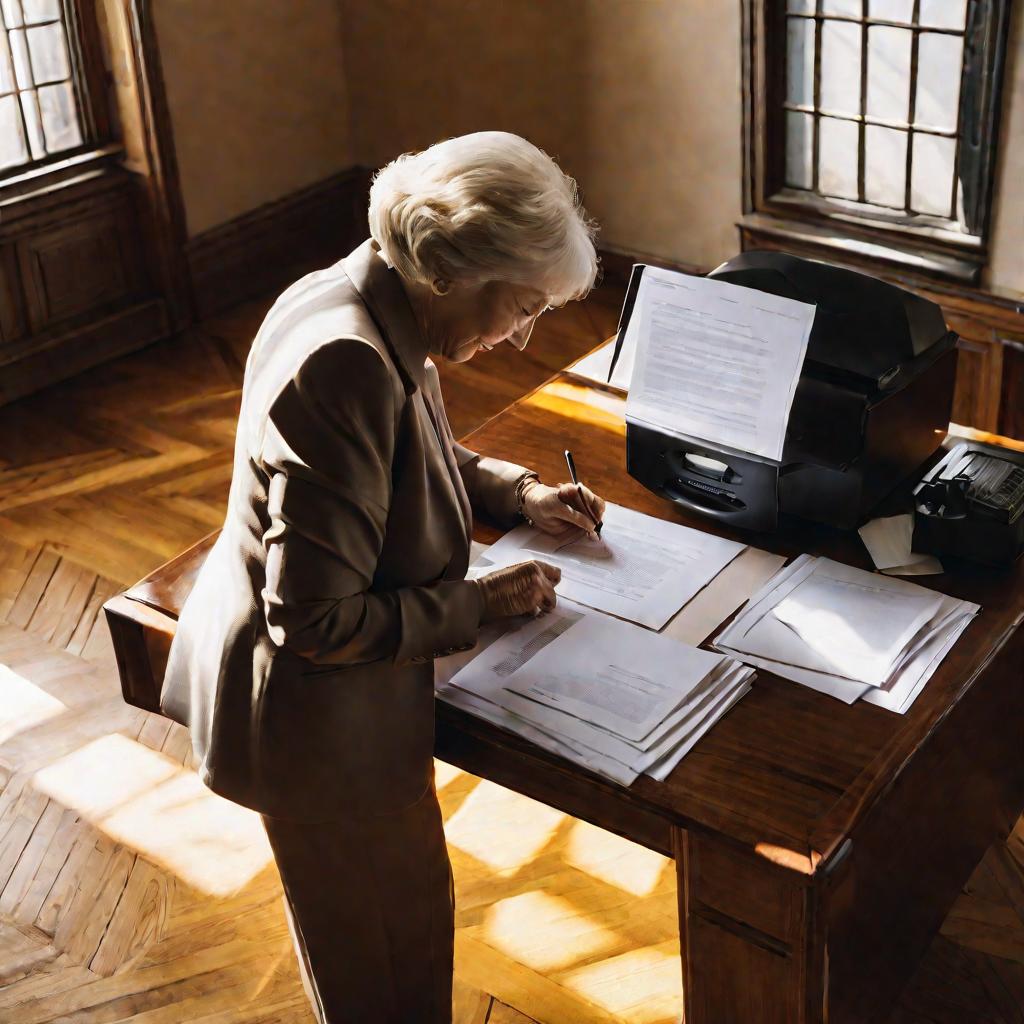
[521,479,606,539]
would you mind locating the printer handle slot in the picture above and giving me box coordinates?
[664,477,746,519]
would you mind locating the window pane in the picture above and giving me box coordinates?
[919,0,967,30]
[868,0,914,22]
[911,133,955,215]
[787,0,815,12]
[787,17,815,106]
[26,22,68,84]
[19,90,43,157]
[822,0,861,15]
[915,32,964,132]
[0,39,15,93]
[820,20,862,115]
[1,0,23,29]
[819,116,860,199]
[22,0,61,24]
[785,110,815,188]
[867,25,912,122]
[864,125,907,206]
[0,93,26,169]
[38,80,80,152]
[9,27,32,88]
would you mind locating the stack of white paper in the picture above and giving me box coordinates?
[437,601,755,786]
[713,555,979,714]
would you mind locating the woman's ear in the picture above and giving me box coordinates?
[431,278,451,296]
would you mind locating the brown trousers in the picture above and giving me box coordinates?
[262,784,454,1023]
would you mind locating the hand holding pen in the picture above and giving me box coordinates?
[516,456,606,541]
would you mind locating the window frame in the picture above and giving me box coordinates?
[741,0,1012,284]
[0,0,112,183]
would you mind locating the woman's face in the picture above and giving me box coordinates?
[430,280,550,364]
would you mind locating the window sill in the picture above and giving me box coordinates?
[0,144,125,215]
[739,212,983,286]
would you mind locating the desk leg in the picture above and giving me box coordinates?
[674,828,823,1024]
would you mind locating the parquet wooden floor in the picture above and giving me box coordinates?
[0,268,1022,1022]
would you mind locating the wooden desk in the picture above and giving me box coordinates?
[104,373,1024,1024]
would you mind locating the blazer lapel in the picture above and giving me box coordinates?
[344,239,473,552]
[343,239,428,394]
[421,383,473,550]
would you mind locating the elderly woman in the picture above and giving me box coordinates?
[161,131,605,1023]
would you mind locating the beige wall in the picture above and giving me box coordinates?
[340,0,743,272]
[153,0,353,237]
[987,2,1024,298]
[151,0,1019,293]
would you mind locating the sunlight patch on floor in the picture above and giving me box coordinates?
[481,890,617,972]
[32,733,273,896]
[564,819,672,898]
[559,943,683,1024]
[433,758,466,791]
[0,664,68,744]
[445,780,566,872]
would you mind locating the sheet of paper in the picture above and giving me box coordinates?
[858,514,941,575]
[771,573,945,686]
[568,334,636,393]
[484,502,745,629]
[625,266,814,462]
[500,613,727,743]
[858,514,915,569]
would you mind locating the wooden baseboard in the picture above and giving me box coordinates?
[184,167,372,320]
[0,298,168,405]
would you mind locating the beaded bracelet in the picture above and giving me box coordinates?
[513,472,540,526]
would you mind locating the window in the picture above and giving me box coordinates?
[743,0,1012,280]
[0,0,97,174]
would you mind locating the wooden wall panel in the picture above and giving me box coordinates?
[999,339,1024,441]
[0,245,25,345]
[0,163,163,405]
[944,313,1004,433]
[17,204,141,332]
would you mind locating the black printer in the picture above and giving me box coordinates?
[621,252,958,532]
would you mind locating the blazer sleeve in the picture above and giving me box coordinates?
[454,443,536,528]
[260,338,483,666]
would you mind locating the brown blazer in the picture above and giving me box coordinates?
[161,239,532,822]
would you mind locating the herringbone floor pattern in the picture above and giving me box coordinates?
[0,275,1021,1022]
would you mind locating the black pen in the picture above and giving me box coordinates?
[564,449,603,536]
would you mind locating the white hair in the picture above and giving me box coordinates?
[368,131,598,304]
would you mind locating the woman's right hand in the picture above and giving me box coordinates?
[476,560,561,623]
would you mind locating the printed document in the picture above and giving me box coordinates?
[501,613,728,743]
[626,266,815,461]
[483,502,745,629]
[442,600,754,783]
